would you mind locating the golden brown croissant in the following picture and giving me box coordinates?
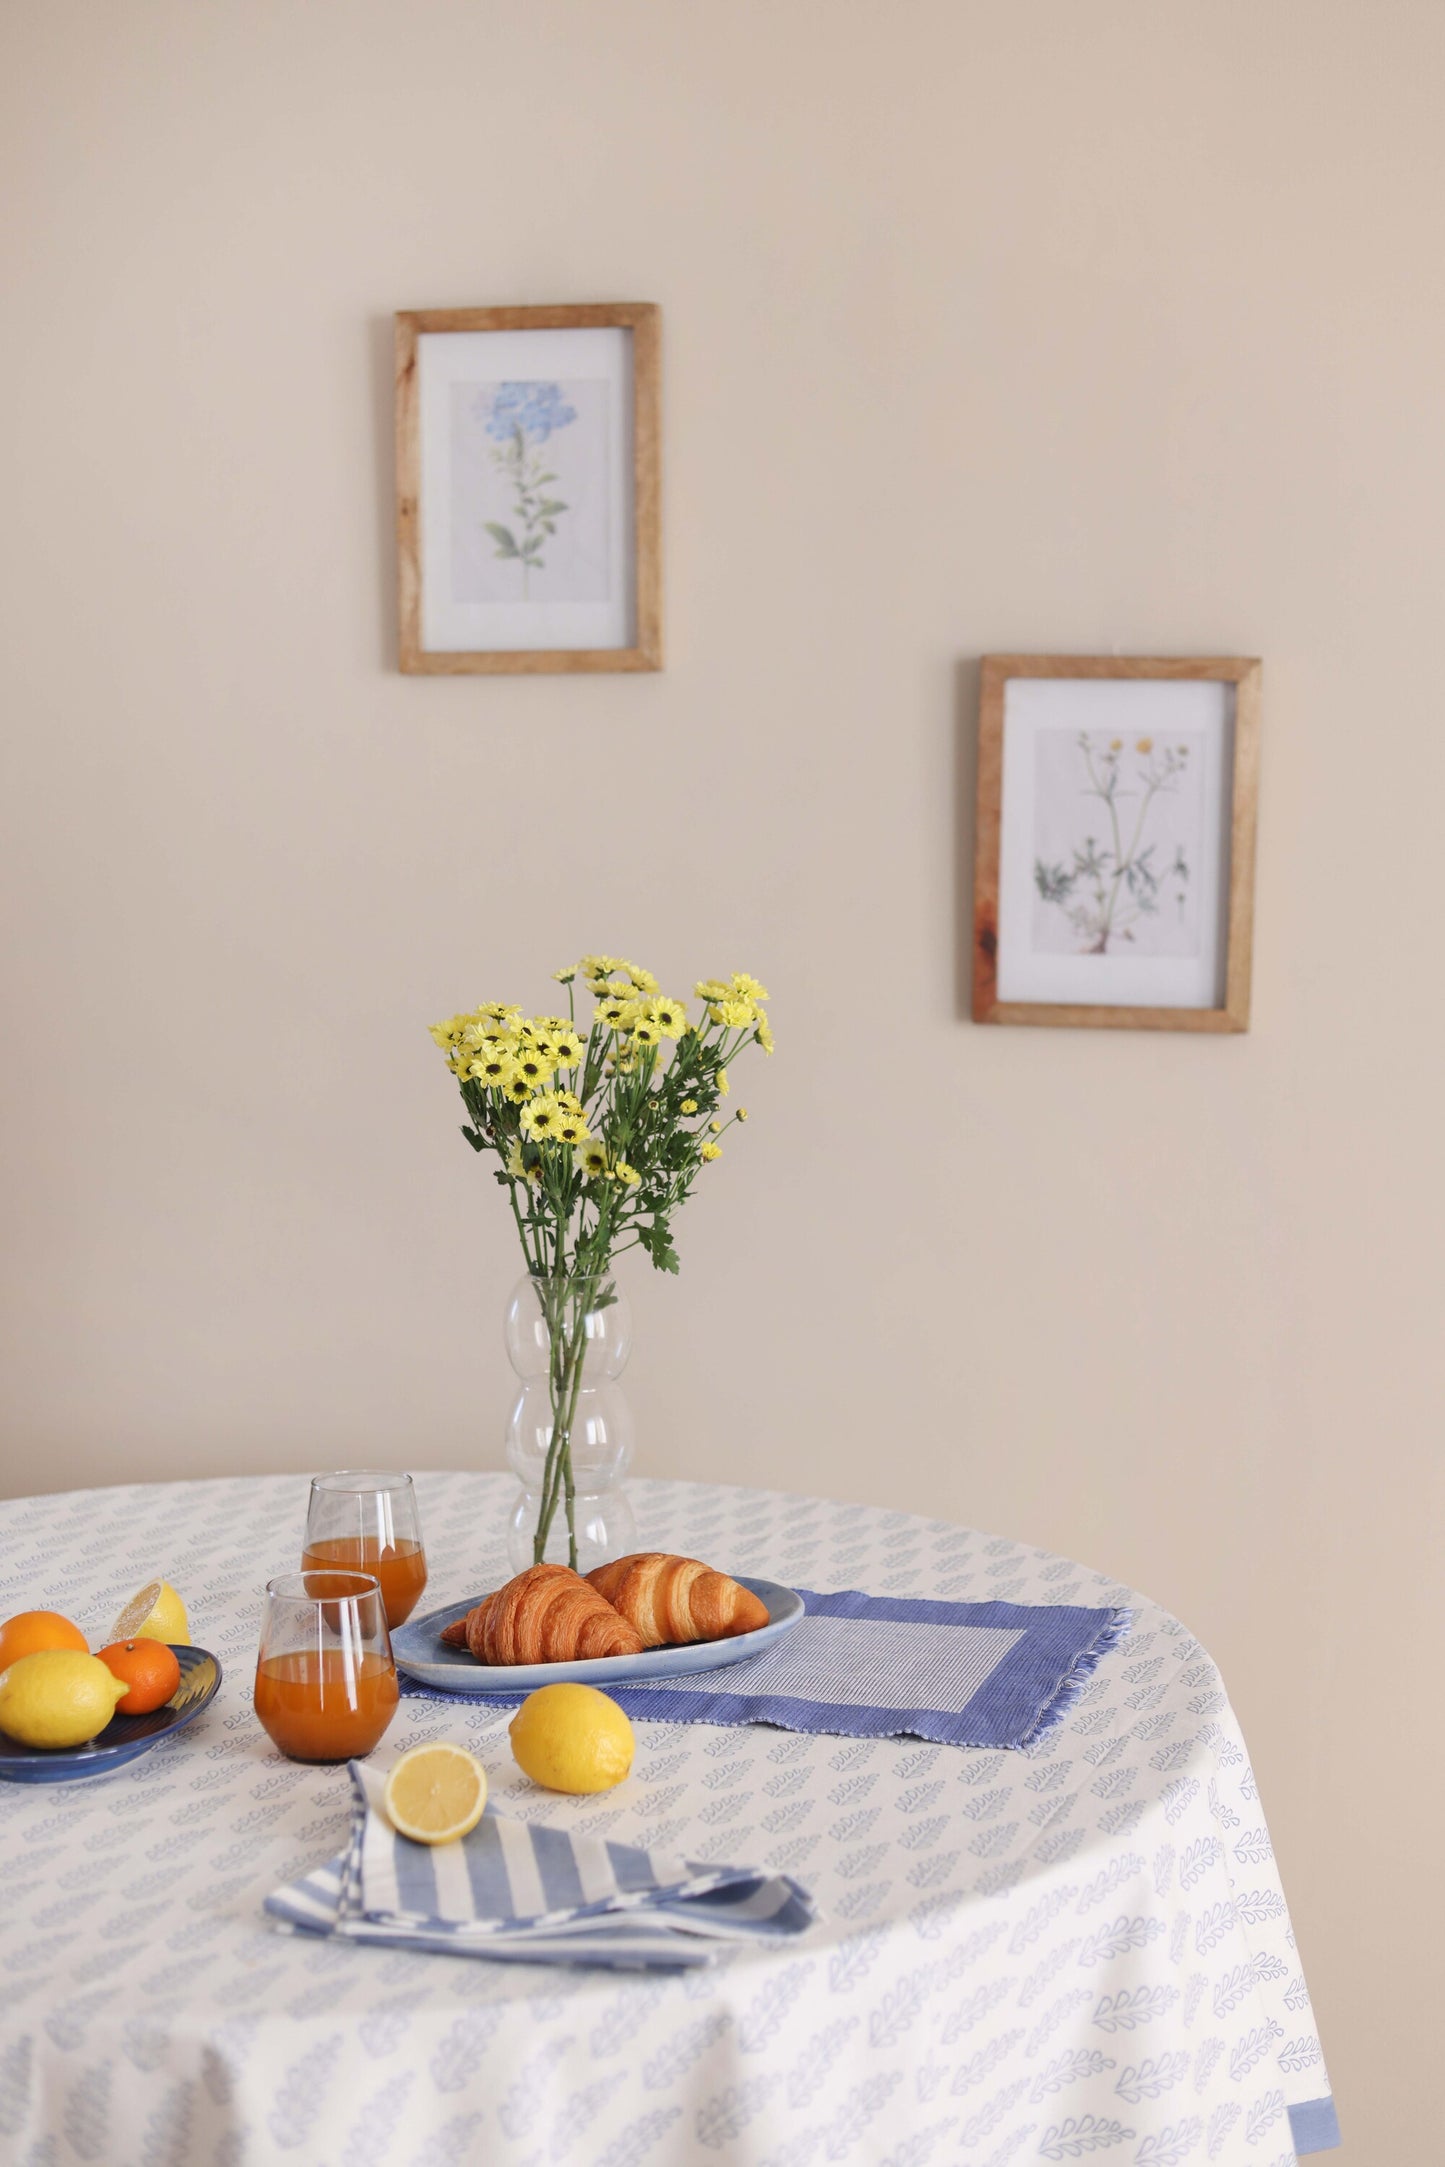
[440,1563,645,1664]
[585,1553,769,1648]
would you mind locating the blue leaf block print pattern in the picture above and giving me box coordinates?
[0,1471,1339,2165]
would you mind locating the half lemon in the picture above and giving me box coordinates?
[383,1744,488,1846]
[110,1580,189,1645]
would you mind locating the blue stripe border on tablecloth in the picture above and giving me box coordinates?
[1288,2095,1341,2153]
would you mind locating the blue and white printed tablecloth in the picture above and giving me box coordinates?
[0,1472,1336,2166]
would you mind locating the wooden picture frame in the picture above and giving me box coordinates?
[972,656,1261,1032]
[395,303,662,674]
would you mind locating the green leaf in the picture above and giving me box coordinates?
[536,498,568,516]
[484,522,519,558]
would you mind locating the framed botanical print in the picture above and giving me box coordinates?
[972,656,1261,1031]
[395,302,661,674]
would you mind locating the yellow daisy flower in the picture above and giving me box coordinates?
[624,962,659,995]
[594,994,634,1029]
[1136,736,1153,754]
[630,1019,662,1047]
[553,965,577,984]
[581,954,630,990]
[548,1025,586,1067]
[755,1014,775,1055]
[613,1160,642,1187]
[716,1068,730,1095]
[680,1099,698,1115]
[553,1112,589,1146]
[501,1071,533,1104]
[475,1002,522,1029]
[700,1141,722,1161]
[575,1141,610,1179]
[512,1044,555,1090]
[729,973,769,1002]
[505,1141,541,1185]
[519,1096,558,1140]
[695,978,730,1002]
[736,1107,749,1122]
[708,998,757,1029]
[708,1119,722,1133]
[467,1038,516,1086]
[428,1014,472,1050]
[639,996,687,1039]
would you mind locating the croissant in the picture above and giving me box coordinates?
[439,1562,645,1664]
[585,1553,769,1648]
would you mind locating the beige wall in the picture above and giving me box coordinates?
[2,1,1440,2152]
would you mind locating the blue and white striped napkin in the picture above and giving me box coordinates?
[265,1763,817,1971]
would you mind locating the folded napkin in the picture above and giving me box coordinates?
[401,1590,1130,1750]
[265,1762,817,1971]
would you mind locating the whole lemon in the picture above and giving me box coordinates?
[0,1650,129,1750]
[509,1683,634,1794]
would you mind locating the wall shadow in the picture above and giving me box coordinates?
[368,314,398,672]
[952,655,982,1022]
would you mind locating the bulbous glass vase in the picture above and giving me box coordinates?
[503,1271,637,1574]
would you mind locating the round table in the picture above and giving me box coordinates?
[0,1473,1335,2165]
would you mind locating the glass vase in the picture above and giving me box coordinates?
[503,1270,637,1575]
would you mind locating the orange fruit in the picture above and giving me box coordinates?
[95,1638,182,1715]
[0,1610,88,1668]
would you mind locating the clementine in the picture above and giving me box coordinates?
[0,1610,88,1668]
[95,1638,181,1715]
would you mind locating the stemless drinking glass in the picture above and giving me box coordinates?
[301,1470,428,1628]
[254,1570,399,1762]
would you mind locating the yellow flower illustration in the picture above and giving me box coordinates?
[1136,736,1153,753]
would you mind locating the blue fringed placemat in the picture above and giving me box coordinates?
[401,1589,1130,1750]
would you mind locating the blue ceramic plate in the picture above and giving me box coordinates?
[0,1646,223,1783]
[393,1576,804,1695]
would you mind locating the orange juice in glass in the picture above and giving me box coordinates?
[254,1570,399,1762]
[301,1470,428,1629]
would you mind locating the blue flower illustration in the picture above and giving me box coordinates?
[477,382,579,593]
[482,380,577,444]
